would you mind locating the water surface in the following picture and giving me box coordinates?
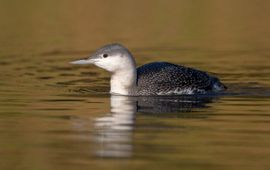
[1,1,270,170]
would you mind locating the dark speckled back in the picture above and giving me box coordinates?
[135,62,216,95]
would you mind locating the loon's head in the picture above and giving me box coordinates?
[71,43,136,73]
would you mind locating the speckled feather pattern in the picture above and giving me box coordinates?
[131,62,224,95]
[72,43,226,96]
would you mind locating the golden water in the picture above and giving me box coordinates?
[1,1,270,170]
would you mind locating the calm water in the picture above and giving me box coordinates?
[1,1,270,170]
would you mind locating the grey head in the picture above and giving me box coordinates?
[71,43,136,73]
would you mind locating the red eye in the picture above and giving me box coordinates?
[103,54,108,58]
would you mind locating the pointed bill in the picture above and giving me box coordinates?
[70,59,94,65]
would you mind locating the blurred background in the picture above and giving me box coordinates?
[1,1,270,170]
[1,0,270,54]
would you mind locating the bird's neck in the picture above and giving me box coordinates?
[110,68,137,95]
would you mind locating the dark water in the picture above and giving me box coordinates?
[1,1,270,170]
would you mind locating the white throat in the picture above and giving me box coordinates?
[110,68,137,95]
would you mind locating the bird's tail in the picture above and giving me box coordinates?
[211,77,227,92]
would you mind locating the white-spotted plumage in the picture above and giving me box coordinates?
[71,43,227,96]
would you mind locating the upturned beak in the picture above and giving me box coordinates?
[70,58,95,65]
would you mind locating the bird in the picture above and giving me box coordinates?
[70,43,226,96]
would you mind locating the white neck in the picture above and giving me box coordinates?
[110,68,137,95]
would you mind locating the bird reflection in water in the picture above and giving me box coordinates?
[94,95,136,158]
[94,95,216,158]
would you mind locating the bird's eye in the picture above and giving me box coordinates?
[103,54,108,58]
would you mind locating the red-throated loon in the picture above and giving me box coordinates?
[70,43,226,96]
